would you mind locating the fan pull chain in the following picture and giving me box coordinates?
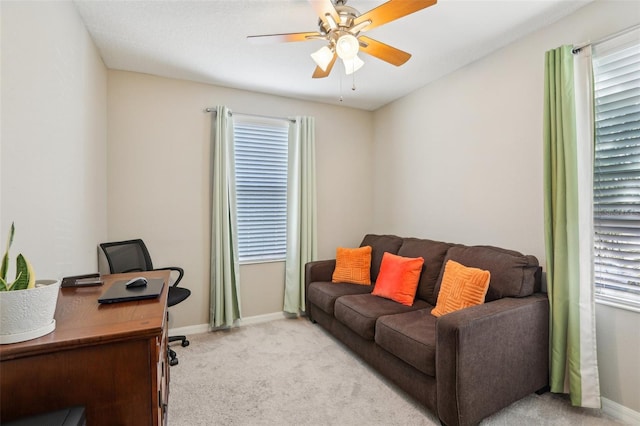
[338,65,357,102]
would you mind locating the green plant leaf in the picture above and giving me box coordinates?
[0,252,8,283]
[11,254,31,291]
[0,224,35,291]
[0,222,15,282]
[25,256,35,289]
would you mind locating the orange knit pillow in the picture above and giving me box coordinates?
[371,252,424,306]
[431,260,491,317]
[332,246,372,285]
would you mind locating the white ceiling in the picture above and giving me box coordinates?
[74,0,592,111]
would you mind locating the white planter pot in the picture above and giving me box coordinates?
[0,279,61,344]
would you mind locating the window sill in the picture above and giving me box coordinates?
[239,258,286,266]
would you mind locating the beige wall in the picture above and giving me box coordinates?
[106,71,373,325]
[3,0,638,417]
[372,0,639,414]
[0,1,108,277]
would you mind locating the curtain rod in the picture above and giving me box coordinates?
[204,107,296,123]
[572,23,640,54]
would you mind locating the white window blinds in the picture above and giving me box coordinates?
[592,32,640,307]
[233,118,289,263]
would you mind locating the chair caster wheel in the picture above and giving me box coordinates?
[169,358,179,366]
[182,340,190,347]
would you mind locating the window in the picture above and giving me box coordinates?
[592,32,640,309]
[233,118,289,263]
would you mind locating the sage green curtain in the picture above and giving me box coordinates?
[283,116,317,314]
[543,45,600,408]
[210,105,242,328]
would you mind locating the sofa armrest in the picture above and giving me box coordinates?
[305,259,336,285]
[436,293,549,426]
[304,259,336,318]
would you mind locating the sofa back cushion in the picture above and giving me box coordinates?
[359,234,404,282]
[434,245,540,302]
[397,238,453,305]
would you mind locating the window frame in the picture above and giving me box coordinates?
[591,30,640,313]
[233,116,290,265]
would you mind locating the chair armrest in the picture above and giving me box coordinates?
[154,266,184,287]
[436,293,549,426]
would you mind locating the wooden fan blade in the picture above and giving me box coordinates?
[359,36,411,66]
[353,0,437,33]
[312,52,338,78]
[308,0,340,29]
[247,32,324,44]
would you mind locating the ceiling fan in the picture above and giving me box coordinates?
[247,0,437,78]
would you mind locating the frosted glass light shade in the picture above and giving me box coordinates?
[343,55,364,75]
[336,34,359,60]
[311,46,334,71]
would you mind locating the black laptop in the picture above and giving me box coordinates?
[98,278,165,304]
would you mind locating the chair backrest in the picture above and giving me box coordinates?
[100,239,154,274]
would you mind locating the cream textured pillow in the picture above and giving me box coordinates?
[431,260,490,317]
[332,246,372,285]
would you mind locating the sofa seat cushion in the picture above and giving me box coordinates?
[307,281,373,316]
[334,294,430,341]
[375,309,437,377]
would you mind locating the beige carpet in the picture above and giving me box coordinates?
[168,317,623,426]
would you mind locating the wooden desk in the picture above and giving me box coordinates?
[0,271,170,425]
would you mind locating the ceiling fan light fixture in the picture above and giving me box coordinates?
[249,0,438,80]
[335,34,359,60]
[311,45,334,71]
[325,14,337,30]
[343,54,364,75]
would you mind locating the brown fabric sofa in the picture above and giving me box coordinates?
[305,234,549,426]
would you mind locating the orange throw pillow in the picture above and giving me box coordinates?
[431,260,491,317]
[372,252,424,306]
[332,246,372,285]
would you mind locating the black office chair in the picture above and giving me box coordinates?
[99,239,191,366]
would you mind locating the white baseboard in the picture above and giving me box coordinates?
[169,323,209,336]
[169,311,290,336]
[239,311,291,326]
[601,397,640,425]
